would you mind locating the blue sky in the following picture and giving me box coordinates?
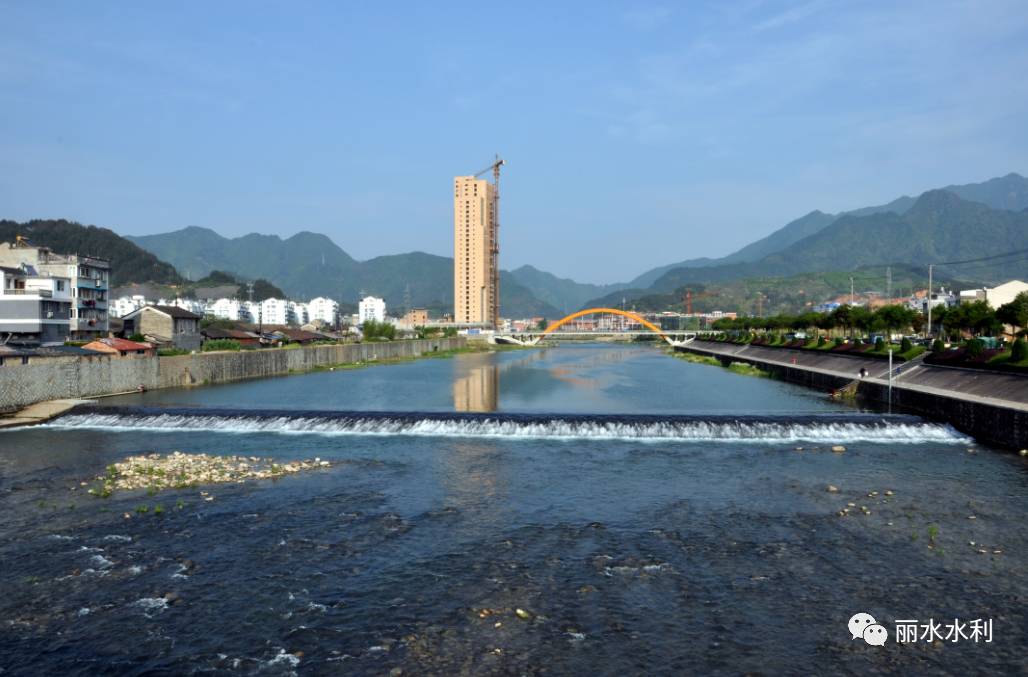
[2,1,1027,284]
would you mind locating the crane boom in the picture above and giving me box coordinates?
[471,155,504,328]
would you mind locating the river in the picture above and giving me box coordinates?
[1,344,1025,675]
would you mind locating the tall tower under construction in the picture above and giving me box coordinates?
[453,162,501,326]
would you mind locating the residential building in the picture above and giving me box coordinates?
[82,337,154,358]
[121,305,202,350]
[358,296,386,324]
[908,288,956,313]
[307,297,339,326]
[959,280,1028,308]
[289,301,309,326]
[453,175,498,327]
[0,264,73,345]
[201,327,261,347]
[402,307,428,327]
[111,295,147,319]
[208,298,250,322]
[0,240,110,339]
[260,298,292,326]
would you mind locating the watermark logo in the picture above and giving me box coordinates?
[848,613,884,645]
[850,613,994,645]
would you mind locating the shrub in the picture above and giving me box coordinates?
[874,337,885,351]
[817,336,826,347]
[202,339,241,352]
[128,333,147,343]
[1012,337,1028,362]
[834,337,844,347]
[964,338,984,359]
[931,339,945,353]
[158,347,190,357]
[900,337,912,353]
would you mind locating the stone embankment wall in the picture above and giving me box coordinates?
[679,340,1028,450]
[0,338,465,412]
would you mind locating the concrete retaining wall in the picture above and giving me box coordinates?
[0,338,466,412]
[679,340,1028,450]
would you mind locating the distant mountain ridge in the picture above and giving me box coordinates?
[585,186,1028,308]
[627,172,1028,288]
[128,227,563,318]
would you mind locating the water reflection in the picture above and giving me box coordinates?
[453,363,499,412]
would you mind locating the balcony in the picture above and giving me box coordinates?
[2,288,53,298]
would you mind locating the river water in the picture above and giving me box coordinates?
[1,344,1026,675]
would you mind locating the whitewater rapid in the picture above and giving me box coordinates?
[37,406,970,444]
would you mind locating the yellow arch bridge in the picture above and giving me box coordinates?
[493,308,712,347]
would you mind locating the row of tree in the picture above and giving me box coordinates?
[710,292,1028,338]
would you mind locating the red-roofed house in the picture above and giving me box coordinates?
[83,337,155,358]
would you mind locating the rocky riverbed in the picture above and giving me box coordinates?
[85,451,331,497]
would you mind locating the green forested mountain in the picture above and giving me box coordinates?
[627,172,1028,288]
[0,219,183,285]
[128,227,562,318]
[507,265,628,314]
[585,190,1028,308]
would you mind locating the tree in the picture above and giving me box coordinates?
[1011,337,1027,362]
[536,318,548,331]
[851,306,874,336]
[873,304,917,337]
[943,301,999,337]
[996,292,1028,336]
[362,319,395,340]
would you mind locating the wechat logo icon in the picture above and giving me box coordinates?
[849,612,888,646]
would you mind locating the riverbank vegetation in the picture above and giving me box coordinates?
[708,294,1028,372]
[670,349,767,377]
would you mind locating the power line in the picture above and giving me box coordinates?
[935,247,1028,267]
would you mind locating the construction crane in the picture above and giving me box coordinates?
[473,155,505,328]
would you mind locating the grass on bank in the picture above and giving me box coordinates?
[670,349,767,377]
[305,342,533,373]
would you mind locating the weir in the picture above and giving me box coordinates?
[43,405,969,444]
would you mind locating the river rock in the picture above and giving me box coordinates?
[831,445,846,453]
[1020,449,1027,457]
[826,485,839,493]
[515,608,532,620]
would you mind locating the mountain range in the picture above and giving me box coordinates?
[624,172,1028,288]
[5,172,1025,318]
[126,227,565,318]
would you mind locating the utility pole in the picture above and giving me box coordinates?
[850,277,855,306]
[886,266,892,300]
[926,264,934,339]
[888,347,893,413]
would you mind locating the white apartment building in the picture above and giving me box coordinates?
[110,295,147,319]
[261,298,293,325]
[208,298,250,322]
[243,300,261,323]
[307,297,339,326]
[289,301,309,326]
[358,296,386,324]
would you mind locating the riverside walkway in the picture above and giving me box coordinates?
[679,340,1028,448]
